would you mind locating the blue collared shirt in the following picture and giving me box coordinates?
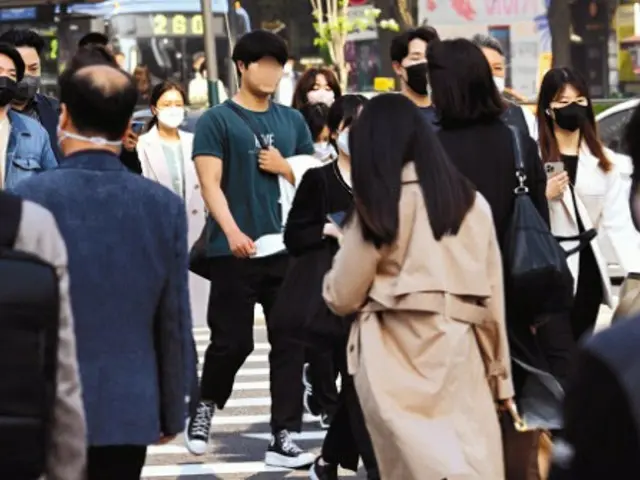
[4,109,58,191]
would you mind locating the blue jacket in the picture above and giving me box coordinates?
[4,110,57,191]
[14,151,194,446]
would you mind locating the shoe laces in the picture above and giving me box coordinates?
[190,403,213,438]
[276,430,303,455]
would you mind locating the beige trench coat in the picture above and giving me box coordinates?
[323,164,514,480]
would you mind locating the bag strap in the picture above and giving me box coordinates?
[507,125,528,195]
[0,191,22,248]
[225,101,270,150]
[555,228,597,257]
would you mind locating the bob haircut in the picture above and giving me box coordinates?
[291,67,342,111]
[349,93,476,246]
[327,94,368,150]
[147,80,187,129]
[427,38,505,129]
[299,102,330,142]
[536,67,611,172]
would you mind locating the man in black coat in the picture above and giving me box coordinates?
[0,29,62,160]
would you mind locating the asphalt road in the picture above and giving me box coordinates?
[144,288,620,479]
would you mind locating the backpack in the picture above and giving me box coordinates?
[0,192,60,479]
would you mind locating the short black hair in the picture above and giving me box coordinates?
[471,34,504,56]
[0,42,25,81]
[390,27,439,64]
[0,29,45,56]
[427,38,504,129]
[231,30,288,69]
[69,45,118,70]
[59,64,137,141]
[299,102,329,142]
[78,32,109,48]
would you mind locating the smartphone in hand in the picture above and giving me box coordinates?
[131,121,146,135]
[327,211,347,229]
[544,161,565,177]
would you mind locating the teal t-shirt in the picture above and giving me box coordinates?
[193,100,315,257]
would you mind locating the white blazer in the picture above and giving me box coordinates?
[137,126,210,324]
[548,146,640,308]
[137,126,206,248]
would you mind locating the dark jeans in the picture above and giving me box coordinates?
[200,254,304,432]
[321,338,379,479]
[87,445,147,480]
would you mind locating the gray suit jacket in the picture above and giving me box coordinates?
[13,199,86,480]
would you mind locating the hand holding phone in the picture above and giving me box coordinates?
[544,161,565,178]
[131,121,146,135]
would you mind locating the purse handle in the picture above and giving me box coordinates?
[507,125,528,196]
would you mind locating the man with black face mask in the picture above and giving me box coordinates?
[390,27,440,128]
[0,29,61,160]
[0,42,57,190]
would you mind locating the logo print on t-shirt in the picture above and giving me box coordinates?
[253,133,275,151]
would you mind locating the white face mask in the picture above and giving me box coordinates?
[57,127,122,150]
[157,106,185,129]
[307,89,335,106]
[314,141,334,163]
[493,76,505,93]
[337,129,350,156]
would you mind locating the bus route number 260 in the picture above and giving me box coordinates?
[153,14,204,37]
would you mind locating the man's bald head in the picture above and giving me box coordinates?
[59,61,137,141]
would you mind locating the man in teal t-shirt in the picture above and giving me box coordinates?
[188,30,316,468]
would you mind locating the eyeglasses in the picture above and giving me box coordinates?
[550,97,589,109]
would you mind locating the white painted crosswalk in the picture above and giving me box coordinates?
[140,324,356,479]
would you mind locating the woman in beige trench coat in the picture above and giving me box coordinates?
[322,94,514,480]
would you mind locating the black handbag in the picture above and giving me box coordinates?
[503,126,574,316]
[189,224,210,280]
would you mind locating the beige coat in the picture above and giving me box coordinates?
[14,200,86,480]
[138,127,209,324]
[323,164,513,480]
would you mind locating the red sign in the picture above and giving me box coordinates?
[349,0,369,5]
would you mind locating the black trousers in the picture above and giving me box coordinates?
[321,338,379,479]
[87,445,147,480]
[306,345,339,415]
[200,254,304,432]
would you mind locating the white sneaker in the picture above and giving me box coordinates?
[264,429,316,468]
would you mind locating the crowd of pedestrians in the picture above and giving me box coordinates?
[2,21,640,480]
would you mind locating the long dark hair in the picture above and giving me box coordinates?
[147,79,186,129]
[292,67,342,110]
[350,94,476,245]
[536,67,611,172]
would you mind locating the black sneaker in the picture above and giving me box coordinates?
[265,429,316,468]
[302,364,322,416]
[185,401,214,455]
[309,457,338,480]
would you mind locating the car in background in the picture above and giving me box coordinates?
[595,98,639,281]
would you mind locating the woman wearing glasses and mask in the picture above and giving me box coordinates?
[137,80,208,324]
[537,67,640,341]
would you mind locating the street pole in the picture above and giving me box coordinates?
[200,0,220,106]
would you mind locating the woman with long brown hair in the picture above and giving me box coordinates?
[536,67,640,340]
[291,67,341,110]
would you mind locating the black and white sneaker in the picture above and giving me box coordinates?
[309,456,338,480]
[302,364,321,417]
[265,429,316,468]
[185,401,214,455]
[319,412,333,430]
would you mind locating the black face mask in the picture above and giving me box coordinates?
[552,103,588,132]
[405,62,429,96]
[0,76,16,107]
[14,75,41,103]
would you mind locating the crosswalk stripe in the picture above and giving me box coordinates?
[147,430,326,456]
[226,397,270,407]
[212,413,317,426]
[235,367,270,377]
[230,381,269,390]
[195,342,270,353]
[141,462,287,477]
